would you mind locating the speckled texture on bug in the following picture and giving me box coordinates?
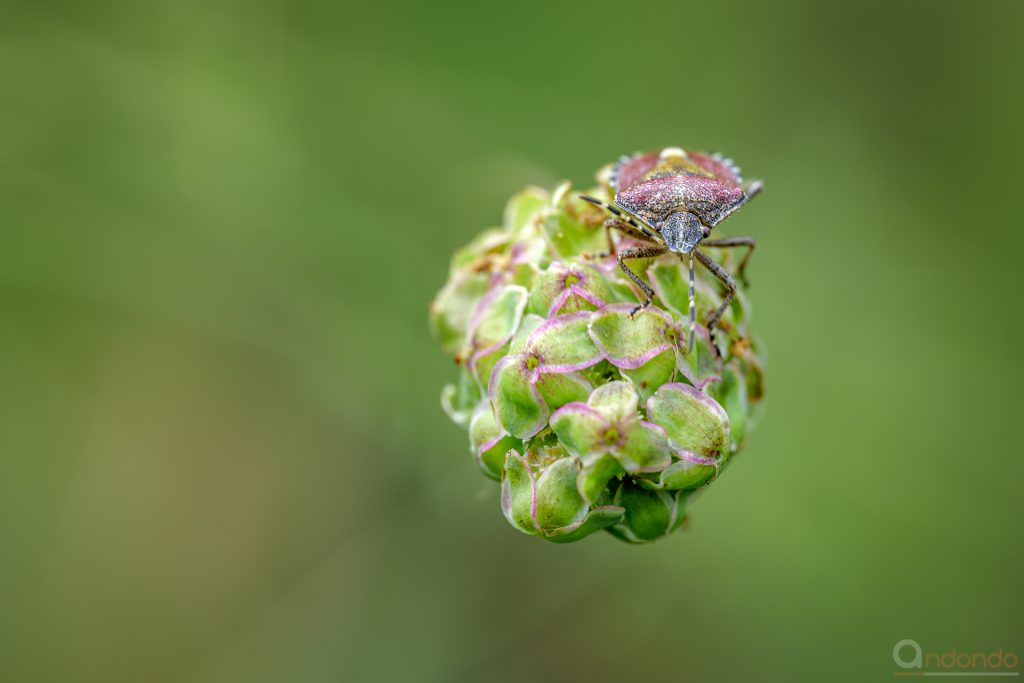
[612,148,750,228]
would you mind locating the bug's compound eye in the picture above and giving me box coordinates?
[702,226,711,238]
[661,211,704,254]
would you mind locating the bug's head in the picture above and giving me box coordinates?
[661,211,709,254]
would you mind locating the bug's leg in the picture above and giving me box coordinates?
[686,252,696,354]
[617,245,666,316]
[604,220,615,256]
[586,218,660,259]
[579,195,660,241]
[700,236,755,287]
[693,248,737,357]
[745,180,764,200]
[607,217,661,243]
[593,219,624,259]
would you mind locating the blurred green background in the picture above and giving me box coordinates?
[2,0,1022,681]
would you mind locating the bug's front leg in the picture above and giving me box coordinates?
[693,248,737,357]
[700,236,755,287]
[617,244,666,316]
[583,219,618,260]
[586,218,660,260]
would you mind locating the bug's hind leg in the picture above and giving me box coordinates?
[694,248,737,357]
[617,245,667,317]
[701,236,755,287]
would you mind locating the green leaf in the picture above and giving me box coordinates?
[578,359,618,388]
[549,403,609,459]
[619,349,676,402]
[509,313,545,354]
[541,190,607,258]
[545,505,624,543]
[468,285,527,353]
[468,404,502,451]
[449,228,512,274]
[469,406,521,479]
[648,260,719,321]
[728,284,751,330]
[647,383,730,457]
[605,278,641,305]
[615,420,671,473]
[481,435,520,479]
[588,304,678,370]
[737,335,766,405]
[578,453,623,504]
[489,357,548,439]
[470,344,508,391]
[528,262,611,317]
[711,362,748,454]
[533,457,588,532]
[636,455,717,491]
[535,371,592,412]
[429,271,490,355]
[500,451,539,535]
[440,367,481,427]
[510,237,549,272]
[684,327,723,388]
[648,260,690,318]
[587,380,639,423]
[504,186,549,233]
[609,481,682,543]
[527,312,602,373]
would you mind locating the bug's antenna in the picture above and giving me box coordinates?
[688,251,696,353]
[579,195,659,242]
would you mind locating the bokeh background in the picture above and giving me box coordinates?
[2,0,1023,681]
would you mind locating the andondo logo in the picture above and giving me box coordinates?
[893,639,1020,677]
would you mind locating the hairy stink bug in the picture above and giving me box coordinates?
[581,146,762,356]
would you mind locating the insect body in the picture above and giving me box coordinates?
[581,147,762,356]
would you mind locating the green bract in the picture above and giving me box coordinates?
[430,176,765,543]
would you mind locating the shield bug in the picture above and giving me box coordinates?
[581,146,762,356]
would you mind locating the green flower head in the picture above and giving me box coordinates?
[431,176,765,543]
